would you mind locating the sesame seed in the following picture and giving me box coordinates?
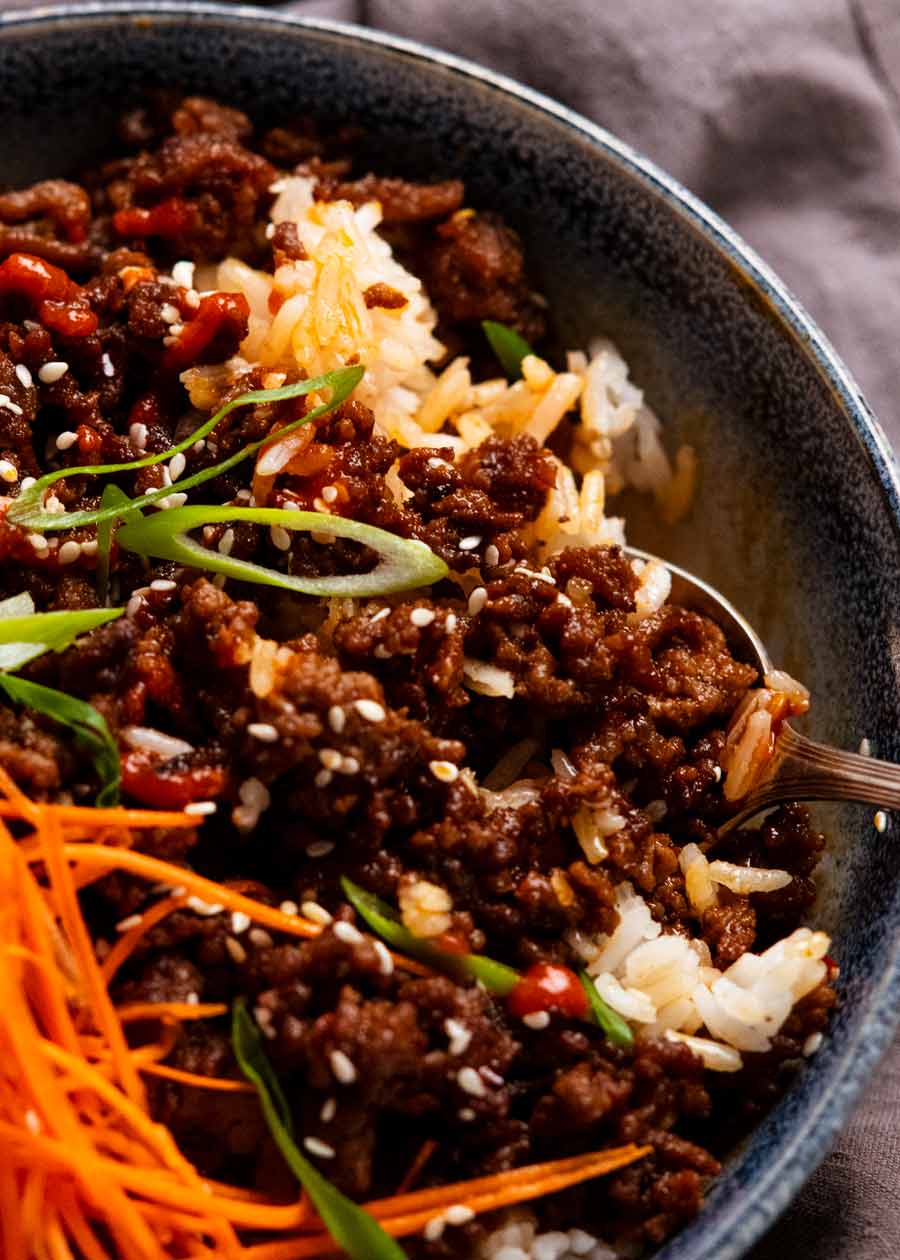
[373,940,394,975]
[239,777,271,811]
[116,914,143,933]
[373,645,391,659]
[713,765,722,783]
[80,539,98,557]
[254,1005,276,1038]
[457,1067,486,1097]
[319,748,342,771]
[484,544,500,567]
[458,1107,476,1122]
[27,534,48,553]
[301,900,332,926]
[328,705,346,734]
[185,992,200,1006]
[429,760,459,784]
[459,535,481,551]
[55,430,78,451]
[38,361,68,384]
[212,574,227,590]
[523,1010,551,1030]
[481,1067,504,1086]
[225,936,247,964]
[427,457,449,469]
[306,840,334,858]
[321,485,338,503]
[410,607,435,627]
[248,722,280,743]
[186,896,224,917]
[160,303,181,324]
[172,260,195,288]
[859,737,872,757]
[0,459,18,482]
[444,1018,472,1056]
[468,587,488,615]
[444,1205,475,1226]
[314,769,333,788]
[168,452,186,481]
[354,698,386,723]
[330,1049,358,1084]
[311,530,335,545]
[19,476,35,491]
[231,911,251,935]
[249,928,274,948]
[270,525,291,551]
[556,593,574,608]
[874,810,888,832]
[158,492,189,510]
[370,607,390,624]
[265,222,276,240]
[129,422,148,450]
[58,540,82,565]
[320,1097,337,1124]
[24,1109,41,1135]
[333,922,364,947]
[101,352,115,378]
[803,1032,824,1057]
[0,395,22,416]
[44,493,64,513]
[304,1136,336,1159]
[424,1216,446,1242]
[445,613,458,634]
[279,900,299,917]
[184,800,216,817]
[217,528,234,556]
[338,756,360,775]
[15,363,32,388]
[150,579,177,592]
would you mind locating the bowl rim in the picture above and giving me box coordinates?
[3,5,900,1257]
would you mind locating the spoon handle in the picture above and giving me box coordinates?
[718,724,900,834]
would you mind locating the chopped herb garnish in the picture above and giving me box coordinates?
[96,484,133,605]
[232,1000,407,1260]
[7,365,364,533]
[579,971,635,1050]
[0,603,124,673]
[482,320,533,381]
[117,506,448,598]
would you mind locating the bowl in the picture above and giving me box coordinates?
[2,6,899,1258]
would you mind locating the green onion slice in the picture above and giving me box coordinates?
[579,971,634,1050]
[96,484,134,605]
[116,507,448,598]
[232,1000,407,1260]
[0,673,120,806]
[482,320,534,381]
[7,365,364,533]
[0,605,124,673]
[341,876,520,995]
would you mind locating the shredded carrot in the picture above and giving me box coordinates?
[115,1002,229,1023]
[394,1138,437,1195]
[101,892,189,983]
[138,1062,255,1093]
[0,798,197,828]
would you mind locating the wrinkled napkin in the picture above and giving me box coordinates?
[6,0,900,1254]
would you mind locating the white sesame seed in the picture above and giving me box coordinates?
[321,485,338,503]
[184,800,216,816]
[150,579,177,592]
[311,530,335,545]
[314,769,333,788]
[444,1205,475,1226]
[225,936,248,964]
[270,525,291,551]
[319,748,342,771]
[185,992,200,1006]
[44,493,64,513]
[354,699,386,723]
[254,1005,276,1038]
[129,422,148,450]
[55,430,78,451]
[306,840,335,858]
[15,363,32,388]
[481,1067,504,1086]
[0,395,23,416]
[424,1216,446,1242]
[239,777,271,811]
[457,1066,487,1097]
[459,535,481,551]
[803,1032,824,1057]
[330,1049,358,1084]
[80,539,98,557]
[458,1107,475,1122]
[185,291,200,309]
[373,940,394,975]
[265,222,276,240]
[0,459,18,482]
[859,737,872,757]
[101,352,115,378]
[410,607,435,627]
[713,765,722,783]
[444,1018,473,1056]
[231,911,251,935]
[27,534,49,553]
[116,913,143,932]
[556,593,574,608]
[874,810,888,832]
[160,303,181,324]
[193,438,205,452]
[39,361,68,384]
[279,900,299,917]
[484,544,500,568]
[172,260,195,289]
[370,607,391,624]
[333,922,364,946]
[248,722,280,743]
[186,896,224,917]
[24,1109,41,1135]
[373,645,391,659]
[217,528,234,556]
[58,540,82,565]
[168,452,186,481]
[301,900,332,926]
[157,493,188,510]
[427,457,449,469]
[328,706,346,734]
[304,1136,336,1159]
[468,587,488,615]
[19,476,35,491]
[429,760,459,784]
[338,756,360,775]
[249,928,274,948]
[523,1010,551,1030]
[320,1097,337,1124]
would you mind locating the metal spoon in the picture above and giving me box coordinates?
[625,546,900,835]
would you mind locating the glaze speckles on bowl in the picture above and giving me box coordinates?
[2,6,900,1258]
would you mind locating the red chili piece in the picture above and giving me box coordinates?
[0,252,98,337]
[121,750,228,809]
[161,291,250,374]
[507,962,589,1020]
[113,197,197,240]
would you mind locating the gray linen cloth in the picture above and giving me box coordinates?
[5,0,900,1253]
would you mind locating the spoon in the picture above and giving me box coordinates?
[625,546,900,835]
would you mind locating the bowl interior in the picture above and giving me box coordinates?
[2,8,900,1258]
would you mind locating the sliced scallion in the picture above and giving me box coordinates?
[482,320,534,381]
[579,971,634,1050]
[116,506,448,598]
[0,605,124,673]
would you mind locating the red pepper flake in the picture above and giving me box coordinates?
[113,197,197,240]
[0,252,98,338]
[121,750,228,810]
[162,291,250,374]
[507,962,589,1020]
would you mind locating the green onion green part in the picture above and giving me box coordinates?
[341,876,520,995]
[116,506,448,598]
[7,365,364,533]
[482,320,534,381]
[0,674,120,807]
[232,1000,408,1260]
[96,484,134,605]
[0,605,124,674]
[579,971,635,1050]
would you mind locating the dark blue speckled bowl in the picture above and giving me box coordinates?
[2,6,899,1257]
